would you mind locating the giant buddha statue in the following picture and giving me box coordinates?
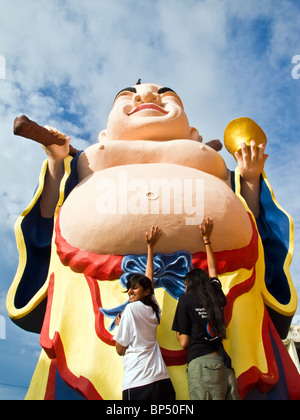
[7,82,299,400]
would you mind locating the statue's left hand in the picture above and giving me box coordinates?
[235,141,268,182]
[235,141,269,217]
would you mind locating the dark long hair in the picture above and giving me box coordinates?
[185,269,227,340]
[126,274,160,323]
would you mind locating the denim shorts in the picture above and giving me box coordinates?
[187,354,240,400]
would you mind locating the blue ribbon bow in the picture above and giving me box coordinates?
[99,251,193,331]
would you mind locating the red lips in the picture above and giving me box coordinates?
[128,104,169,116]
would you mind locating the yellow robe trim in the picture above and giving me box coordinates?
[6,157,73,321]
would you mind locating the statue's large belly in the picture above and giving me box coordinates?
[59,163,252,255]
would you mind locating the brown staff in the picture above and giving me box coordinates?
[13,115,80,157]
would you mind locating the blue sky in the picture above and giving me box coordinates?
[0,0,300,399]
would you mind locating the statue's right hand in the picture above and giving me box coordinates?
[42,126,71,160]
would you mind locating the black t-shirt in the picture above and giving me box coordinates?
[172,279,223,364]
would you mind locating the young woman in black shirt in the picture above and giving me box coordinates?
[172,217,240,400]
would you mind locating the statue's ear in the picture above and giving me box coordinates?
[98,129,108,142]
[189,126,200,141]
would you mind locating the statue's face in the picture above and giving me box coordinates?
[106,83,193,141]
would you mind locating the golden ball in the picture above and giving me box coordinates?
[224,117,267,156]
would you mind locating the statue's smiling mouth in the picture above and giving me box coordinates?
[128,104,169,116]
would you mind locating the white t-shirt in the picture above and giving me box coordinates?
[114,297,170,391]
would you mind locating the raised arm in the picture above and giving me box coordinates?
[145,226,162,288]
[199,217,218,279]
[235,141,268,218]
[39,127,71,218]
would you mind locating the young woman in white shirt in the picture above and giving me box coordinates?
[114,226,176,401]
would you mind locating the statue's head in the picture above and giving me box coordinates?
[99,82,199,142]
